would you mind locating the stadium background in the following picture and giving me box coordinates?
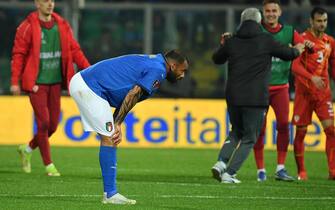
[0,0,334,151]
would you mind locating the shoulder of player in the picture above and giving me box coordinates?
[16,16,35,39]
[324,33,335,42]
[52,12,71,28]
[17,19,31,33]
[18,11,38,31]
[300,30,310,38]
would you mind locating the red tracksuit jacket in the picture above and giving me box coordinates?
[11,11,90,92]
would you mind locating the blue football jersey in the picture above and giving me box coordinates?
[80,54,167,108]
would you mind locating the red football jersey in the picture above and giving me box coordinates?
[295,30,335,98]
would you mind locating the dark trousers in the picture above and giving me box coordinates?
[28,84,61,165]
[218,104,265,175]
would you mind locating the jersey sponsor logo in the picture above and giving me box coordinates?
[152,80,160,89]
[105,122,113,132]
[294,115,300,122]
[40,51,61,59]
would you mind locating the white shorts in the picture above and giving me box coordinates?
[69,73,115,137]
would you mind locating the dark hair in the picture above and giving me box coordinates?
[164,49,187,64]
[310,7,327,19]
[262,0,281,6]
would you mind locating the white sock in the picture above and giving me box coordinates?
[257,168,266,174]
[276,164,285,172]
[46,163,54,168]
[216,161,227,171]
[25,146,33,153]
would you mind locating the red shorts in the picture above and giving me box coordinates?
[292,88,334,125]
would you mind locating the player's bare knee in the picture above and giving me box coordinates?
[100,135,114,146]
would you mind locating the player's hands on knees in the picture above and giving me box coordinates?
[10,85,21,95]
[112,124,122,146]
[311,75,326,90]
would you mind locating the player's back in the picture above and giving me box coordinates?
[80,54,166,107]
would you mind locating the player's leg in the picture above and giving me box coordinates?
[321,121,335,179]
[44,84,62,176]
[223,106,265,183]
[316,98,335,179]
[99,135,118,201]
[212,131,239,182]
[253,115,267,181]
[47,84,61,137]
[293,125,308,180]
[213,105,241,182]
[271,88,294,181]
[292,91,313,180]
[69,73,135,204]
[18,86,50,174]
[98,135,134,205]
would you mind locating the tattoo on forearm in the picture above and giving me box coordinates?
[114,85,143,125]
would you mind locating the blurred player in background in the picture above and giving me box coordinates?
[11,0,90,176]
[211,8,304,184]
[253,0,308,182]
[291,7,335,180]
[69,50,188,204]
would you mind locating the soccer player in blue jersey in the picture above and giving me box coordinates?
[69,50,188,205]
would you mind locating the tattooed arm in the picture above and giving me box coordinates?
[113,85,144,124]
[111,85,144,145]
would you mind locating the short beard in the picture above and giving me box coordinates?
[166,71,178,83]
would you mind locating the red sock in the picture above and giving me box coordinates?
[254,128,265,170]
[325,126,335,176]
[254,148,264,169]
[277,151,287,165]
[36,133,52,166]
[276,123,289,165]
[294,128,307,173]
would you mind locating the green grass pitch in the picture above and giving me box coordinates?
[0,146,334,210]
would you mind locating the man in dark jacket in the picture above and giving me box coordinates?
[210,8,305,183]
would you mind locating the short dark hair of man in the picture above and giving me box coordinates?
[164,50,187,64]
[310,7,327,19]
[263,0,281,6]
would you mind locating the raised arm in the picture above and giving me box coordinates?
[212,34,231,65]
[270,37,303,61]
